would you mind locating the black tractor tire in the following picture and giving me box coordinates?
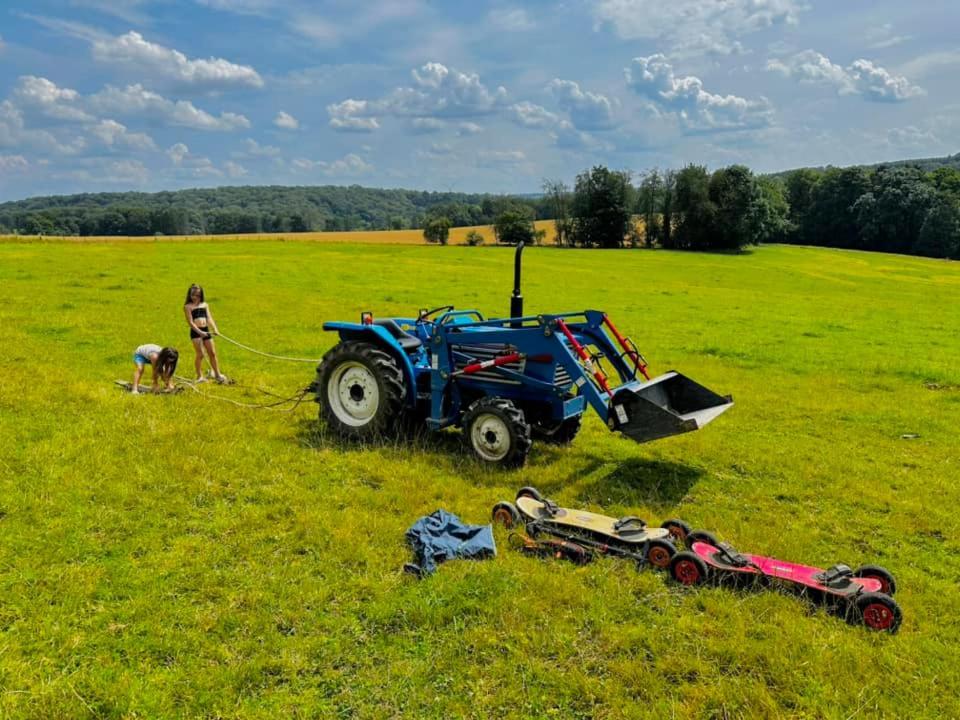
[462,397,532,468]
[317,341,406,440]
[852,565,897,596]
[532,415,583,445]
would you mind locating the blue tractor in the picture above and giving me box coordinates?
[314,244,733,467]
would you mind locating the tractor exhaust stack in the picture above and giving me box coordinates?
[510,241,524,327]
[608,372,733,444]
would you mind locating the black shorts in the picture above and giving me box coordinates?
[191,328,211,340]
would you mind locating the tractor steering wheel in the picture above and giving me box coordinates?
[418,305,455,323]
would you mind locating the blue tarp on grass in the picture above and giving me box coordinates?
[404,510,496,576]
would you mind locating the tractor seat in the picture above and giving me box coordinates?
[374,319,423,353]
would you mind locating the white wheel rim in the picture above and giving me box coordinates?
[470,412,511,461]
[327,361,380,427]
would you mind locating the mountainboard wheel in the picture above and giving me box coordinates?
[685,529,720,551]
[661,518,692,544]
[646,538,676,569]
[516,486,543,502]
[853,565,897,596]
[317,341,406,440]
[462,397,532,467]
[492,501,521,528]
[855,592,902,633]
[670,552,709,586]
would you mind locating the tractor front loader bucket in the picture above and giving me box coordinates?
[608,372,733,444]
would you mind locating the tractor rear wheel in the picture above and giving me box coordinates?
[318,341,406,440]
[462,397,532,467]
[532,415,582,445]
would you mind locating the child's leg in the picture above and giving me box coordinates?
[132,363,145,392]
[192,337,205,379]
[203,338,224,379]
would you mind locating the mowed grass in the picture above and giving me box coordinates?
[1,239,959,719]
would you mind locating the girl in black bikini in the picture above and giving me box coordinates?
[183,284,227,383]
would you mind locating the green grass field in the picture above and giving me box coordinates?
[1,240,959,718]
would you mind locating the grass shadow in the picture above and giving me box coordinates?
[572,456,706,514]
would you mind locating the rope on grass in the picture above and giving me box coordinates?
[175,375,313,412]
[214,332,322,364]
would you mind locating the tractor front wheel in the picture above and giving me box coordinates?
[462,397,532,467]
[318,342,406,440]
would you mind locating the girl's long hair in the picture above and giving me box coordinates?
[156,348,179,381]
[185,284,205,304]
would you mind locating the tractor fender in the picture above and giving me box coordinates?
[322,322,417,406]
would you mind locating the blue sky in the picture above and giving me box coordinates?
[0,0,957,200]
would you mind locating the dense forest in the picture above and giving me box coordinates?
[1,153,958,260]
[0,185,547,236]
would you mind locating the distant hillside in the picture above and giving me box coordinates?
[0,185,546,236]
[767,152,960,180]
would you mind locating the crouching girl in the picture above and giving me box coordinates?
[132,344,179,393]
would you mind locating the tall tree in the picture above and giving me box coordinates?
[915,194,960,258]
[570,165,633,248]
[542,179,572,247]
[672,165,714,250]
[637,169,663,248]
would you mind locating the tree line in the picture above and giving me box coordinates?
[474,156,959,259]
[3,154,959,259]
[0,185,547,237]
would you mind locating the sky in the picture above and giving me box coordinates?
[0,0,958,200]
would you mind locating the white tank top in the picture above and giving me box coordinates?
[136,344,162,360]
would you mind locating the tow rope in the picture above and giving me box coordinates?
[174,375,312,412]
[214,332,321,364]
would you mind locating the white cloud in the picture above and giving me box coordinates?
[328,62,507,131]
[163,143,221,177]
[626,54,772,131]
[91,31,264,91]
[768,51,925,102]
[224,160,248,178]
[849,59,925,102]
[166,142,190,165]
[488,7,534,32]
[13,76,94,122]
[505,101,604,150]
[274,110,298,130]
[457,122,482,135]
[477,149,526,166]
[90,84,251,130]
[242,137,280,156]
[0,154,28,172]
[865,24,911,50]
[593,0,804,57]
[0,100,86,155]
[899,50,960,79]
[327,99,380,132]
[89,119,156,150]
[53,158,150,185]
[411,117,447,133]
[507,101,560,128]
[292,153,373,176]
[885,125,940,149]
[547,79,617,130]
[195,0,277,14]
